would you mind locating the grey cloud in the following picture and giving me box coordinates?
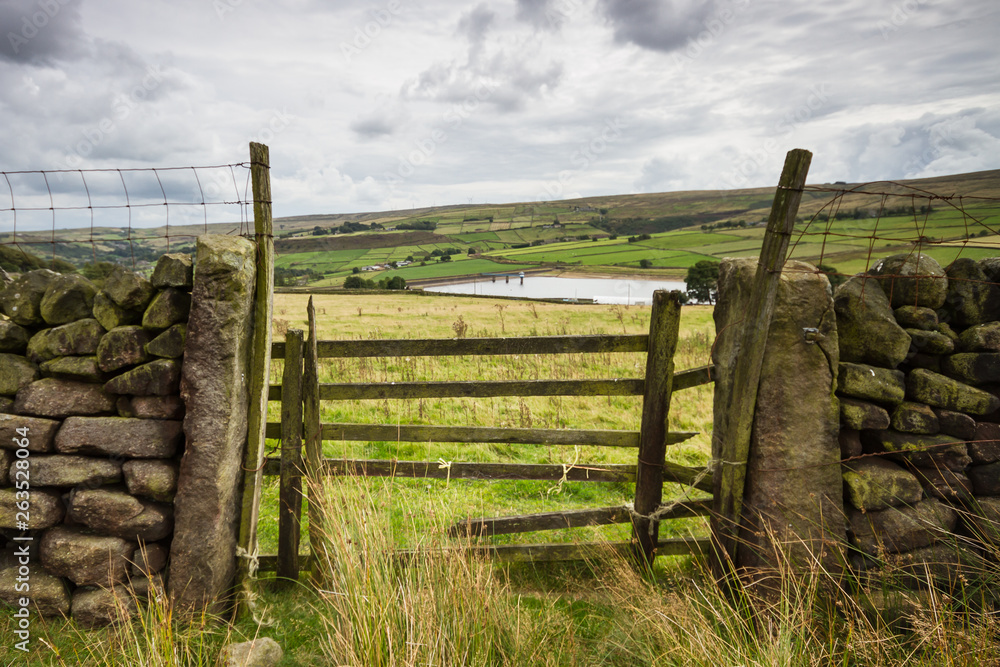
[823,109,1000,183]
[350,116,396,139]
[0,0,86,65]
[403,51,563,113]
[457,3,495,55]
[487,55,563,111]
[598,0,719,52]
[403,6,563,113]
[515,0,566,31]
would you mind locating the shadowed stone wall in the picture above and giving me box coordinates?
[835,253,1000,587]
[0,234,256,626]
[716,252,1000,590]
[0,253,192,626]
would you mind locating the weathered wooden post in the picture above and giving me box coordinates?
[303,297,324,584]
[236,142,274,611]
[277,329,304,582]
[710,148,812,578]
[631,289,682,566]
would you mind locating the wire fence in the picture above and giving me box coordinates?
[781,179,1000,288]
[0,162,254,272]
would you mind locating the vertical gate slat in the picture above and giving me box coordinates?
[277,329,304,582]
[631,290,682,566]
[303,298,324,584]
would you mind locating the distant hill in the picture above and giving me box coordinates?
[3,169,997,285]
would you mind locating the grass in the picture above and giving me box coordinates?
[6,291,1000,664]
[262,294,716,553]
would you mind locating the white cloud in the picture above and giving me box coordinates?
[0,0,994,220]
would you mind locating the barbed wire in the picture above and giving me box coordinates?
[0,162,255,271]
[773,179,1000,290]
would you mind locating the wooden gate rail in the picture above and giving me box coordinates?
[263,291,716,578]
[271,333,650,358]
[259,457,712,490]
[268,363,713,401]
[449,499,712,537]
[255,536,714,571]
[264,423,697,448]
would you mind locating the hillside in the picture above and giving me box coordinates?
[3,169,997,285]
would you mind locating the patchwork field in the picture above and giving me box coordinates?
[262,170,1000,288]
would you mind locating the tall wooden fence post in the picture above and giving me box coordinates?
[711,148,812,578]
[277,329,304,582]
[632,290,682,566]
[236,142,274,613]
[304,298,324,584]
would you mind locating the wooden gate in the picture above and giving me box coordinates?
[255,291,714,579]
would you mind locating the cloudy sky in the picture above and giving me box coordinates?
[1,0,998,224]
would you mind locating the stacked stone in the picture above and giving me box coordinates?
[0,254,192,626]
[834,252,1000,588]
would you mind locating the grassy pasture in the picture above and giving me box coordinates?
[8,292,1000,665]
[260,293,716,555]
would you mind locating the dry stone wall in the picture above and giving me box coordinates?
[834,252,1000,588]
[0,253,193,626]
[717,251,1000,591]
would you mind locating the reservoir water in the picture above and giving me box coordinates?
[424,276,687,305]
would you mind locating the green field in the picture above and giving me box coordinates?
[261,172,1000,288]
[9,291,1000,665]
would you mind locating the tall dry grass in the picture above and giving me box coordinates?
[307,471,1000,666]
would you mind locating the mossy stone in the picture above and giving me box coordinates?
[103,359,181,396]
[958,322,1000,352]
[145,323,186,358]
[142,288,191,330]
[843,458,922,511]
[840,397,890,430]
[935,321,959,342]
[894,305,938,330]
[150,253,193,288]
[40,273,97,325]
[941,352,1000,385]
[96,326,151,373]
[39,356,104,382]
[905,368,1000,415]
[890,401,939,434]
[838,362,905,405]
[870,253,948,309]
[26,318,106,363]
[0,320,30,353]
[0,353,39,395]
[92,292,142,331]
[848,498,957,555]
[0,269,58,326]
[905,328,953,355]
[944,257,1000,328]
[103,266,153,310]
[868,429,971,470]
[834,276,911,368]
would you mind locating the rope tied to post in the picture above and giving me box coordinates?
[627,460,724,537]
[547,445,580,496]
[236,544,275,627]
[437,458,453,486]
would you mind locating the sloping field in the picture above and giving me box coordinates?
[275,230,441,253]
